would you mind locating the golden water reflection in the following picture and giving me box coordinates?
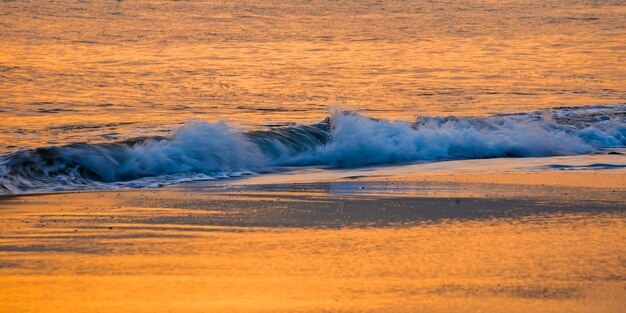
[0,189,624,312]
[1,0,625,150]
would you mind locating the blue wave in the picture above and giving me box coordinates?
[1,105,624,193]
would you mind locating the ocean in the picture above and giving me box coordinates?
[0,0,625,192]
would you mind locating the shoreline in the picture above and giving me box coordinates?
[1,156,624,312]
[1,177,625,312]
[2,149,625,197]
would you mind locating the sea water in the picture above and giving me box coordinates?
[0,0,625,193]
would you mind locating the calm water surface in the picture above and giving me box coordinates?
[0,188,624,312]
[1,0,625,150]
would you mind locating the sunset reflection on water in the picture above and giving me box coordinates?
[0,0,625,311]
[0,187,624,312]
[1,0,625,151]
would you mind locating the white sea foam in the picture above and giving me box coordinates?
[1,105,624,193]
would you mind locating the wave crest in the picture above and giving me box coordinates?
[1,105,624,193]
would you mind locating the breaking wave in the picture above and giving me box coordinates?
[1,105,624,193]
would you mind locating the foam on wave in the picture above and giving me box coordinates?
[1,105,624,193]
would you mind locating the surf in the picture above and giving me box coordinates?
[1,105,624,193]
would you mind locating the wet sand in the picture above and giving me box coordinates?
[1,165,625,312]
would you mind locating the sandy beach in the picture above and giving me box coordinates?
[1,156,624,313]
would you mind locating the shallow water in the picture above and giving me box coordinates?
[0,187,624,312]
